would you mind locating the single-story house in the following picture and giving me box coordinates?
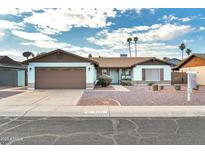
[91,57,172,85]
[173,53,205,85]
[0,56,26,87]
[24,49,172,90]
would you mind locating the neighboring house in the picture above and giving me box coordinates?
[163,57,181,66]
[0,56,26,87]
[91,57,172,85]
[24,49,172,90]
[173,53,205,85]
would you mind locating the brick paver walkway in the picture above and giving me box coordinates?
[78,85,205,106]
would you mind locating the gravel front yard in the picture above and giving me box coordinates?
[78,85,205,106]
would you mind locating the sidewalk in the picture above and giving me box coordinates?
[1,105,205,117]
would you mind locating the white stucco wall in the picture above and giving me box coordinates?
[132,65,171,81]
[28,62,96,89]
[180,66,205,85]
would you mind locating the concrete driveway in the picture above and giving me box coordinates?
[0,90,84,116]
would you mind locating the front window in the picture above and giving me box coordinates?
[145,69,160,81]
[122,69,131,75]
[121,69,131,80]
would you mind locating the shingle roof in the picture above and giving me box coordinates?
[172,53,205,70]
[23,49,98,65]
[91,57,170,68]
[0,56,5,60]
[194,53,205,59]
[0,56,26,69]
[165,58,181,66]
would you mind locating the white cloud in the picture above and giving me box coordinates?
[0,20,23,30]
[0,20,23,38]
[0,49,27,61]
[181,17,192,22]
[149,9,156,15]
[138,24,193,42]
[119,8,156,15]
[119,8,142,14]
[199,26,205,31]
[162,15,192,22]
[86,23,194,57]
[12,30,56,41]
[87,24,193,49]
[183,39,195,43]
[0,31,4,37]
[21,39,117,57]
[23,8,116,35]
[0,8,33,16]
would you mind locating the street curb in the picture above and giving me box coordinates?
[1,106,205,117]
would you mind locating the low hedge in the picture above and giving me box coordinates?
[175,85,181,91]
[121,80,133,86]
[98,74,112,87]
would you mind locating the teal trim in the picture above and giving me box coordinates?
[17,70,25,87]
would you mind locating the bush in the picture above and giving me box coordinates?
[193,85,199,90]
[98,74,112,87]
[175,85,181,91]
[152,84,158,91]
[159,85,164,90]
[121,80,133,86]
[148,82,155,86]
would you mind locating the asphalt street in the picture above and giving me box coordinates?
[0,117,205,145]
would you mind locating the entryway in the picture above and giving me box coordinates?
[109,69,119,84]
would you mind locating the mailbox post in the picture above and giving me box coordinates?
[187,71,197,101]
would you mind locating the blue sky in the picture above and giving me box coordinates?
[0,8,205,61]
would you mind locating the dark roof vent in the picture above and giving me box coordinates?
[120,54,128,57]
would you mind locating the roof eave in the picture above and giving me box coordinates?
[23,49,99,66]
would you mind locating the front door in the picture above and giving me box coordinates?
[109,69,119,84]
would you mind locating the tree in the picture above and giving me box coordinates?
[127,37,132,57]
[22,51,35,60]
[88,53,92,58]
[179,43,186,60]
[185,48,192,56]
[133,36,138,57]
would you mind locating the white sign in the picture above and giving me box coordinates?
[187,71,197,101]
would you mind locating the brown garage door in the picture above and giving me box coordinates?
[35,67,86,89]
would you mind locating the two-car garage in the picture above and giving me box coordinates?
[26,49,97,90]
[35,67,86,89]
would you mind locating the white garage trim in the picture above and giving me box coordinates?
[28,62,96,90]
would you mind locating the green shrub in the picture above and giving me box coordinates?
[98,74,112,87]
[148,82,155,86]
[175,85,181,91]
[121,80,133,86]
[193,85,199,90]
[159,85,164,90]
[152,84,158,91]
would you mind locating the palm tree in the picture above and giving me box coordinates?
[179,43,186,84]
[127,37,132,57]
[185,48,192,56]
[179,43,186,60]
[133,36,138,57]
